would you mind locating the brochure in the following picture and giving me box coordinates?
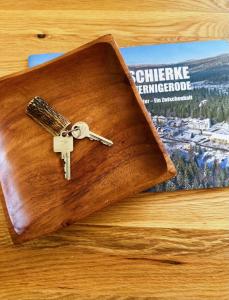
[28,40,229,192]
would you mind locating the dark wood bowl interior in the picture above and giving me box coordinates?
[0,35,176,243]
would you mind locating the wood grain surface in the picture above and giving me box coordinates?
[0,0,228,299]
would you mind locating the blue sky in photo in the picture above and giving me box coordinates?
[121,40,229,65]
[28,40,229,67]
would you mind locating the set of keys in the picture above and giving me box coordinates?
[53,121,113,180]
[26,96,113,181]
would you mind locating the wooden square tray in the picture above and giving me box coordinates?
[0,35,176,243]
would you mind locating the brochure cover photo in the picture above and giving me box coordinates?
[28,40,229,192]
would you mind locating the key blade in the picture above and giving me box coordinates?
[89,132,113,146]
[62,152,68,179]
[100,138,113,146]
[64,152,71,180]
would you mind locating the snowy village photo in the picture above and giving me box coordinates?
[123,40,229,192]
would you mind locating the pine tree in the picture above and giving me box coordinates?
[216,105,225,122]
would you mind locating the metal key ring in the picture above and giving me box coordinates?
[60,127,81,138]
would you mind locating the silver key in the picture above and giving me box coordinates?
[53,135,74,180]
[71,121,113,146]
